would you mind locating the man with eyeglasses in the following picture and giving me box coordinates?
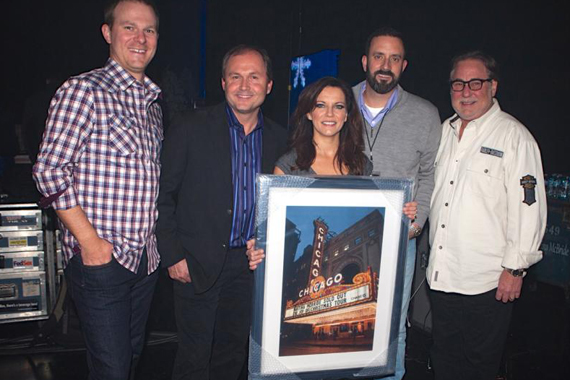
[427,51,546,380]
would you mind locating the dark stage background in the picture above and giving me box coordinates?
[3,0,569,174]
[1,3,569,378]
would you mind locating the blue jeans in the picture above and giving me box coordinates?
[66,250,158,380]
[378,238,416,380]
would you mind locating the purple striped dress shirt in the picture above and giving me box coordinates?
[225,104,263,249]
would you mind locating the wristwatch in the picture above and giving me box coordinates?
[504,268,526,277]
[409,224,422,238]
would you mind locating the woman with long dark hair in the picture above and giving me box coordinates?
[275,76,371,175]
[247,77,417,269]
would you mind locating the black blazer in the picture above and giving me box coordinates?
[156,103,287,293]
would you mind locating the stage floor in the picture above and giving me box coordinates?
[0,274,567,380]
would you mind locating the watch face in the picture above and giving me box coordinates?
[510,269,524,277]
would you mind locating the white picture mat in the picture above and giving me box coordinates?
[260,187,404,374]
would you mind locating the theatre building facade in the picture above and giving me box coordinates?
[280,209,385,351]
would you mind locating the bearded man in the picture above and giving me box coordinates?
[352,26,442,380]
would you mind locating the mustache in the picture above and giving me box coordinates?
[374,69,395,79]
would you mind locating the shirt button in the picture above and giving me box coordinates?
[227,209,232,215]
[445,202,449,206]
[438,246,443,249]
[484,169,489,173]
[222,243,227,248]
[450,180,454,185]
[441,224,445,228]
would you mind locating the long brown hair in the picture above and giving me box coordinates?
[289,77,367,175]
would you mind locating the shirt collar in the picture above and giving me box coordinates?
[449,99,501,136]
[103,58,161,99]
[358,83,399,127]
[225,103,264,134]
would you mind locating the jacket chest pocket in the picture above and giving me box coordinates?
[108,114,140,156]
[465,157,504,198]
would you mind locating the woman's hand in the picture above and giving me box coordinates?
[403,201,418,221]
[246,239,265,270]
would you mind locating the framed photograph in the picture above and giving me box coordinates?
[249,175,413,380]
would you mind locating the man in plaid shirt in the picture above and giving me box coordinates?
[32,1,162,379]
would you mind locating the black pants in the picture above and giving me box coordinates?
[172,248,253,380]
[429,288,513,380]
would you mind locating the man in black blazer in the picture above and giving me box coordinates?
[156,45,287,380]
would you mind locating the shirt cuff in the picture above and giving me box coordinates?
[49,186,79,210]
[414,213,427,229]
[501,247,543,270]
[38,188,65,208]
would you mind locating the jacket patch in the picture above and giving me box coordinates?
[520,174,537,206]
[480,146,504,158]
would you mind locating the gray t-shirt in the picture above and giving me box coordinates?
[275,149,373,176]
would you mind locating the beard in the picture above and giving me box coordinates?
[366,67,400,94]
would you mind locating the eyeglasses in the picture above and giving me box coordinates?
[449,78,492,92]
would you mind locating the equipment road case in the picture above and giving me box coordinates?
[0,251,45,273]
[531,198,570,297]
[0,230,44,253]
[0,271,48,322]
[0,208,42,231]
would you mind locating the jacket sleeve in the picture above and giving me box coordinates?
[414,107,442,228]
[501,131,547,270]
[156,116,190,268]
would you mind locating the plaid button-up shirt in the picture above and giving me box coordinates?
[33,59,163,274]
